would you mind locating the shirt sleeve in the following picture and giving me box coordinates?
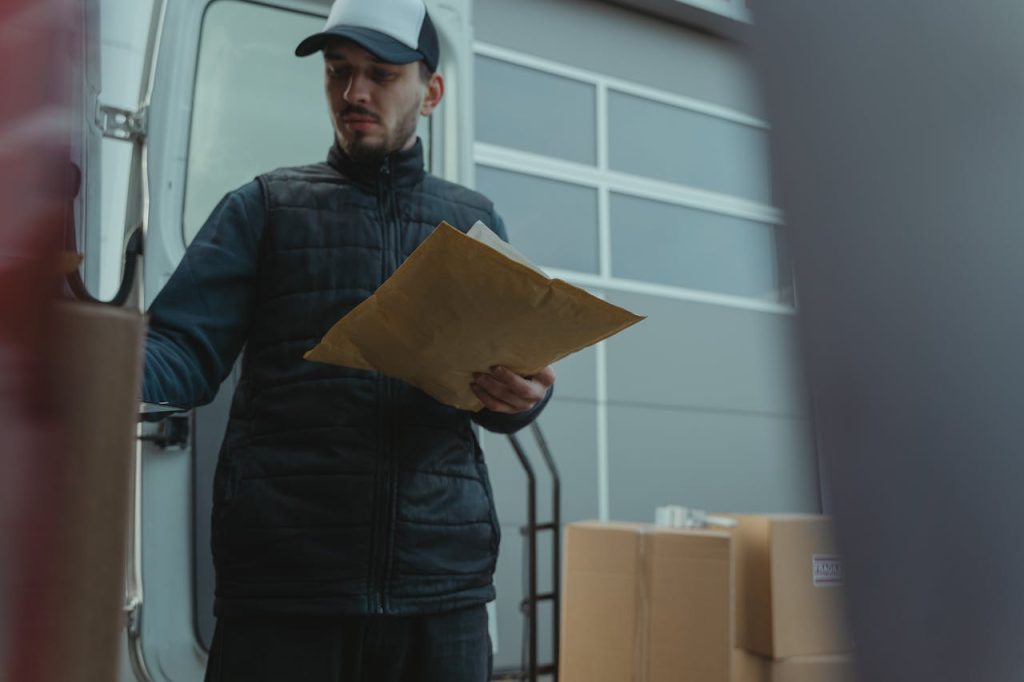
[142,180,265,408]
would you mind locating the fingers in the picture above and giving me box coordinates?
[531,365,556,389]
[470,380,520,413]
[472,368,538,412]
[470,365,556,413]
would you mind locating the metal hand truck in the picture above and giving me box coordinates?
[492,422,561,682]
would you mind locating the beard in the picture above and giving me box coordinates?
[338,102,420,170]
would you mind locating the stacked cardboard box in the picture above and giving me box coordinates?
[559,515,856,682]
[728,514,856,682]
[734,649,856,682]
[559,522,734,682]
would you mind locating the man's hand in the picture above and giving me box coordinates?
[471,365,555,414]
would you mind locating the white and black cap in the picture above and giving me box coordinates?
[295,0,440,72]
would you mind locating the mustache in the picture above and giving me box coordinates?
[339,106,381,121]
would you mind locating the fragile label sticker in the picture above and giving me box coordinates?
[813,554,843,586]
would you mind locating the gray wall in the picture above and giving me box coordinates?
[603,292,816,517]
[473,0,819,671]
[473,0,764,115]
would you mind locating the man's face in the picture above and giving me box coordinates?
[322,39,442,165]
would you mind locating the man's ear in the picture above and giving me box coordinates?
[421,72,444,116]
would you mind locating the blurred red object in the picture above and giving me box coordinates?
[0,0,81,680]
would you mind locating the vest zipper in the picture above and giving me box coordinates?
[372,157,400,614]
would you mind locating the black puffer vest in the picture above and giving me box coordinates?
[212,141,503,617]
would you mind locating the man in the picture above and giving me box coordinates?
[143,0,554,679]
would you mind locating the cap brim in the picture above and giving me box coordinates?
[295,26,423,63]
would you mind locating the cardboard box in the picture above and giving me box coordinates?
[729,515,852,659]
[46,302,145,682]
[734,649,770,682]
[771,655,856,682]
[733,649,856,682]
[560,521,733,682]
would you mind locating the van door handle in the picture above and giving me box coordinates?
[138,413,190,449]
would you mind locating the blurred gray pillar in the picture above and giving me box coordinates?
[750,4,1024,682]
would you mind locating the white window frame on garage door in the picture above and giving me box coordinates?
[473,41,794,316]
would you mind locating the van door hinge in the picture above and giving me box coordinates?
[124,599,142,637]
[97,104,148,143]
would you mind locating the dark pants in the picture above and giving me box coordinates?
[204,605,492,682]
